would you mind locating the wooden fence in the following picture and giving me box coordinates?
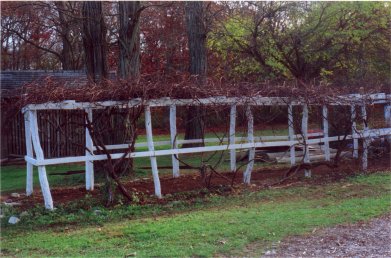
[21,94,391,209]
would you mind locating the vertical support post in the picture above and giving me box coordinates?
[169,105,180,178]
[322,105,330,161]
[24,111,34,196]
[361,105,368,170]
[288,104,296,165]
[229,104,237,172]
[85,108,94,190]
[243,106,254,184]
[145,105,162,198]
[29,110,53,210]
[385,104,391,143]
[351,105,359,158]
[302,104,311,177]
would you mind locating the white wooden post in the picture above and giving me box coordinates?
[85,108,94,190]
[169,105,180,178]
[351,105,359,158]
[243,106,255,184]
[361,105,368,170]
[24,111,34,196]
[385,105,391,143]
[229,104,237,172]
[302,104,311,177]
[322,105,330,161]
[29,110,54,210]
[145,105,162,198]
[288,104,296,165]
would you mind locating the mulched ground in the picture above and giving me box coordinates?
[262,213,391,257]
[2,156,390,209]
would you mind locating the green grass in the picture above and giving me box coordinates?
[0,164,85,193]
[1,172,390,257]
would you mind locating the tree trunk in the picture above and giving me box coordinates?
[183,2,207,147]
[54,1,74,70]
[118,1,141,79]
[82,1,108,82]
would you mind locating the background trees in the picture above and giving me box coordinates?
[1,1,389,88]
[1,1,83,70]
[209,1,390,87]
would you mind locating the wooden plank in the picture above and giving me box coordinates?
[322,105,330,161]
[29,110,53,210]
[96,132,325,151]
[31,128,391,166]
[361,105,368,170]
[23,112,34,196]
[169,105,180,178]
[385,105,391,143]
[288,104,295,165]
[229,104,237,172]
[85,108,94,190]
[351,105,359,158]
[243,106,254,184]
[22,93,390,112]
[144,105,162,198]
[25,156,38,166]
[302,104,311,177]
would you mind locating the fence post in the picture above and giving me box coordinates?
[24,111,34,196]
[229,104,237,172]
[29,110,53,210]
[145,105,162,198]
[361,105,368,170]
[243,106,254,184]
[385,104,391,143]
[351,105,359,158]
[85,108,94,190]
[322,105,330,161]
[169,105,180,178]
[302,104,311,177]
[288,104,296,165]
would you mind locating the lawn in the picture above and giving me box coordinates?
[1,171,390,257]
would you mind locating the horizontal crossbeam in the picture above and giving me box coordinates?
[22,93,390,112]
[25,128,391,166]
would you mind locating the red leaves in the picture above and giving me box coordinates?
[30,31,52,41]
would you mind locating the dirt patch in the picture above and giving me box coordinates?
[261,213,391,257]
[2,156,390,209]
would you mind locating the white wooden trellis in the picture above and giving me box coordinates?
[22,94,391,209]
